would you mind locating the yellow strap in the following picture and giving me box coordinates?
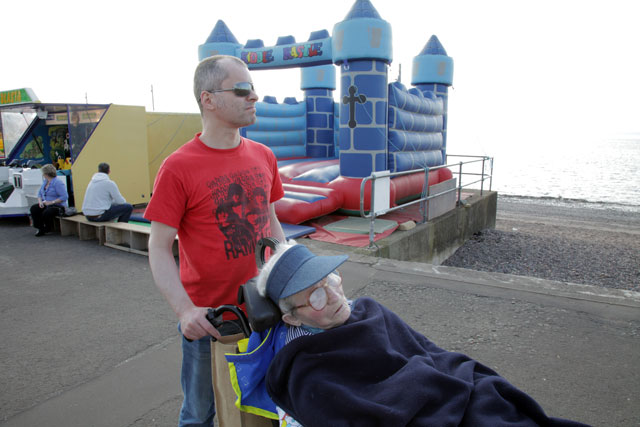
[237,337,249,353]
[224,328,273,358]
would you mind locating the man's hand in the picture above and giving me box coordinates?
[149,221,224,341]
[179,306,222,341]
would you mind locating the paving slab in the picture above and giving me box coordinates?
[1,215,638,426]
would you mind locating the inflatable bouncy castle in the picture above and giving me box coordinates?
[199,0,455,224]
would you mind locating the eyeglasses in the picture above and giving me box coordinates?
[208,82,255,97]
[291,271,342,312]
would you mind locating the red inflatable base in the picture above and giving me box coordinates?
[275,161,454,224]
[327,167,453,213]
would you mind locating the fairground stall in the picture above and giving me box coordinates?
[0,88,200,217]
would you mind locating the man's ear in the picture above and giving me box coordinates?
[200,91,218,111]
[282,312,302,327]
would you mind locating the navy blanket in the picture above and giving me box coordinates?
[266,297,587,427]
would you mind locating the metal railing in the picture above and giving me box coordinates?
[359,155,493,248]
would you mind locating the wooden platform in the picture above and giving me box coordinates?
[58,215,178,256]
[103,222,178,256]
[59,215,106,245]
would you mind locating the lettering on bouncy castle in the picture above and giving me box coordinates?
[283,42,323,61]
[242,50,275,65]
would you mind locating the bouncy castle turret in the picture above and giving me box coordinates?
[332,0,392,178]
[302,30,337,158]
[198,20,243,60]
[412,35,454,162]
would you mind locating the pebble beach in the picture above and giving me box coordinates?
[442,196,640,292]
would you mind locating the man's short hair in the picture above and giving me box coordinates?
[193,55,248,113]
[98,163,110,174]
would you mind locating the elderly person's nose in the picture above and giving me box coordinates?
[325,282,342,302]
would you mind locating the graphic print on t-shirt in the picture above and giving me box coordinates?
[208,166,270,260]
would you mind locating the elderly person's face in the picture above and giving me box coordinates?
[41,164,57,180]
[282,272,351,330]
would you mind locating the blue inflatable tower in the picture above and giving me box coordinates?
[332,0,392,178]
[302,30,337,158]
[198,20,242,59]
[412,35,454,163]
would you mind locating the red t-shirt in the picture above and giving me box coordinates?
[145,134,284,308]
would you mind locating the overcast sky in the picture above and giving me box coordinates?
[3,0,639,153]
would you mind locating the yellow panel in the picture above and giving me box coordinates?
[146,112,201,191]
[72,105,151,209]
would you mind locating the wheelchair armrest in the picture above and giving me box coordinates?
[238,277,282,333]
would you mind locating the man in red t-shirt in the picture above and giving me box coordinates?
[145,55,285,427]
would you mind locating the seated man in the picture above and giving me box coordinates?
[82,162,133,223]
[249,241,587,427]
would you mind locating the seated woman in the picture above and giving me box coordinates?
[30,164,68,237]
[252,241,587,427]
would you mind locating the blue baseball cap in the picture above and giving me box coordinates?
[266,245,348,304]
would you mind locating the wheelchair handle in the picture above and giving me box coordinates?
[255,236,280,268]
[206,305,252,340]
[185,236,281,342]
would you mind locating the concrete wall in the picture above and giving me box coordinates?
[357,190,497,264]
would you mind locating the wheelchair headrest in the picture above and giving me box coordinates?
[236,237,282,332]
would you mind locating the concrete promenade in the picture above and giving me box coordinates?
[1,215,638,426]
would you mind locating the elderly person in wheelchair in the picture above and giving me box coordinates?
[225,240,586,427]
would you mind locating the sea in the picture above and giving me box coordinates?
[448,133,640,213]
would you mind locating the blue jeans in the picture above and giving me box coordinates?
[179,325,215,427]
[86,203,133,223]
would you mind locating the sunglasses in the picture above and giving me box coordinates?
[208,81,255,97]
[291,271,342,312]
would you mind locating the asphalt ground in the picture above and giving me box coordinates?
[1,208,639,426]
